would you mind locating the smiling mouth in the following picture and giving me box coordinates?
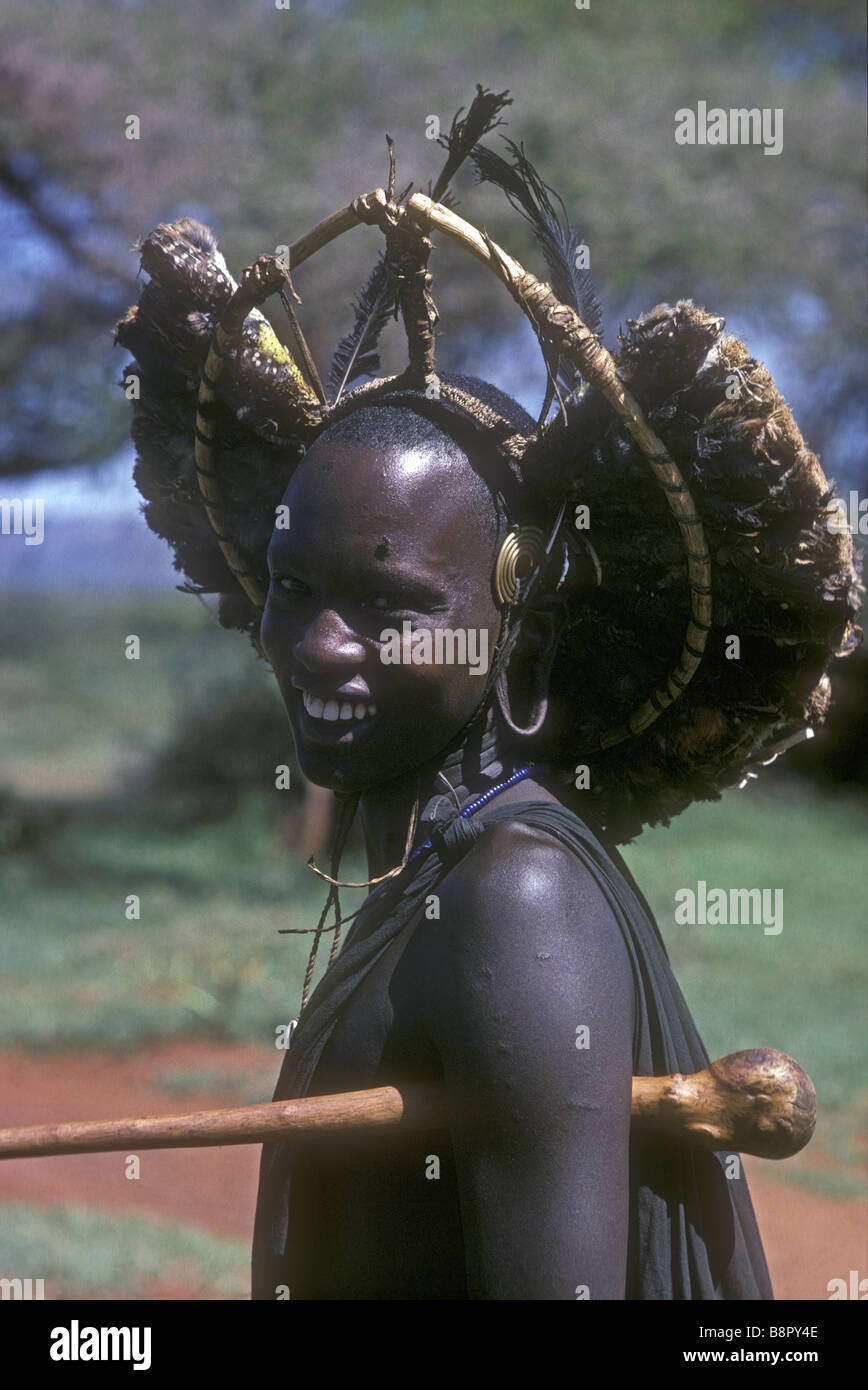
[300,690,378,723]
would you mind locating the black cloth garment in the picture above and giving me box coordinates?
[252,799,773,1300]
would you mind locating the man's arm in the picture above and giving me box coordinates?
[410,819,635,1299]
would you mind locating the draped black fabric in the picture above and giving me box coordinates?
[252,799,773,1300]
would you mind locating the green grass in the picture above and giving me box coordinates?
[0,1203,248,1298]
[621,785,868,1196]
[0,797,367,1049]
[155,1066,269,1105]
[0,592,271,793]
[0,592,369,1047]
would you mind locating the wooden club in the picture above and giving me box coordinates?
[0,1048,814,1163]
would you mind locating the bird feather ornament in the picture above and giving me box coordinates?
[430,83,513,202]
[327,253,398,405]
[470,136,603,404]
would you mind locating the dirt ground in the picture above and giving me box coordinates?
[0,1040,864,1301]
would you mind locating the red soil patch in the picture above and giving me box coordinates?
[0,1041,268,1243]
[0,1042,864,1300]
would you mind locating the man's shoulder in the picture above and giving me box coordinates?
[440,812,605,911]
[408,809,635,1032]
[425,810,627,966]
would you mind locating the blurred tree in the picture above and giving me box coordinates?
[140,676,340,855]
[0,0,864,481]
[145,678,300,822]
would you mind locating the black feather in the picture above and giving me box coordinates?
[430,84,512,202]
[471,139,603,389]
[326,254,398,405]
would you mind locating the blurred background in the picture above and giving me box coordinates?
[0,0,865,1301]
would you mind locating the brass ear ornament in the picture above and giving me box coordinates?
[493,526,546,607]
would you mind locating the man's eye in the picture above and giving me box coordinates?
[364,593,421,617]
[272,576,309,596]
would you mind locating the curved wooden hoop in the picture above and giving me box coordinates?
[405,195,713,749]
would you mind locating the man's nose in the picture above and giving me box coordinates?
[293,608,367,676]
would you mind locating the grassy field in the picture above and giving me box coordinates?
[0,1204,248,1299]
[622,790,867,1196]
[0,592,865,1198]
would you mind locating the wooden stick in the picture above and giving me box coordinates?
[0,1085,446,1161]
[0,1049,814,1163]
[283,201,366,271]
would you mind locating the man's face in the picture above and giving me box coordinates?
[260,434,503,791]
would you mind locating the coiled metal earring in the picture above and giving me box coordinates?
[492,526,550,736]
[493,526,545,606]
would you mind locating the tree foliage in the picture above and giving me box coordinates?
[0,0,864,479]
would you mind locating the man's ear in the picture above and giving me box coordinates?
[495,594,567,737]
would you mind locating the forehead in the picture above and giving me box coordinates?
[273,438,498,554]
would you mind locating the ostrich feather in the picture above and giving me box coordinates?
[471,138,603,389]
[431,84,513,202]
[326,253,398,405]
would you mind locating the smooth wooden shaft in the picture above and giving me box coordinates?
[0,1085,446,1160]
[284,201,365,270]
[408,193,526,280]
[0,1049,814,1163]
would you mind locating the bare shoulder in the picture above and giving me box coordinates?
[438,815,621,938]
[404,812,635,1085]
[411,815,635,1011]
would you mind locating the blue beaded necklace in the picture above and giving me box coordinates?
[408,760,543,861]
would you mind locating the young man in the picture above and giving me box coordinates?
[117,94,860,1298]
[249,393,766,1300]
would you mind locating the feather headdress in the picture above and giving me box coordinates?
[116,87,861,840]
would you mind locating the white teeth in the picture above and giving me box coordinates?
[301,691,377,722]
